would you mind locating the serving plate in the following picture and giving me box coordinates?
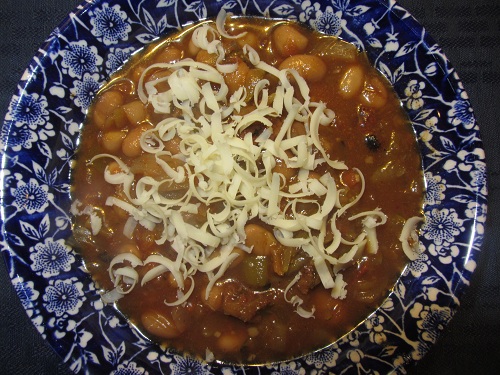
[0,0,487,373]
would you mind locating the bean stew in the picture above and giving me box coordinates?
[71,13,424,364]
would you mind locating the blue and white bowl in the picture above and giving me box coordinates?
[0,0,487,374]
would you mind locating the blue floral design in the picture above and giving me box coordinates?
[299,1,320,24]
[365,315,386,344]
[111,362,148,375]
[75,328,93,348]
[384,32,400,52]
[106,47,135,75]
[71,72,101,109]
[48,315,77,339]
[313,7,343,36]
[404,253,430,278]
[89,3,132,46]
[11,178,53,214]
[43,278,84,317]
[424,172,446,205]
[170,355,208,375]
[422,208,464,246]
[457,148,484,172]
[1,122,38,151]
[466,201,486,236]
[448,98,475,129]
[404,80,425,110]
[12,276,39,313]
[305,347,338,368]
[410,303,452,344]
[0,0,487,374]
[470,162,487,196]
[9,93,49,128]
[61,41,103,78]
[428,243,459,265]
[271,362,305,375]
[346,349,365,366]
[30,238,75,277]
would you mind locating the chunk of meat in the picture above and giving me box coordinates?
[220,281,277,322]
[296,261,321,294]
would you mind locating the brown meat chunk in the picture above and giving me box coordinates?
[296,261,321,295]
[221,281,277,322]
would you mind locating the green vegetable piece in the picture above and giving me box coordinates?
[243,255,269,288]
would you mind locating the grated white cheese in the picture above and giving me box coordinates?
[108,253,143,295]
[284,272,316,318]
[400,216,424,260]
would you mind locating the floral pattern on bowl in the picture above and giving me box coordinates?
[0,0,487,374]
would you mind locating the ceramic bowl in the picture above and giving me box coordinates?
[0,0,487,373]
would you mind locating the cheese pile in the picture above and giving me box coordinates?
[85,11,392,315]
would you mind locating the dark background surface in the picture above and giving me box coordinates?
[0,0,499,374]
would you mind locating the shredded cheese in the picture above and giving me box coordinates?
[400,216,424,260]
[284,272,316,318]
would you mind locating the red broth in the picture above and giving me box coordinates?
[71,15,424,364]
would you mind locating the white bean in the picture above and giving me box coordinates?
[339,65,364,98]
